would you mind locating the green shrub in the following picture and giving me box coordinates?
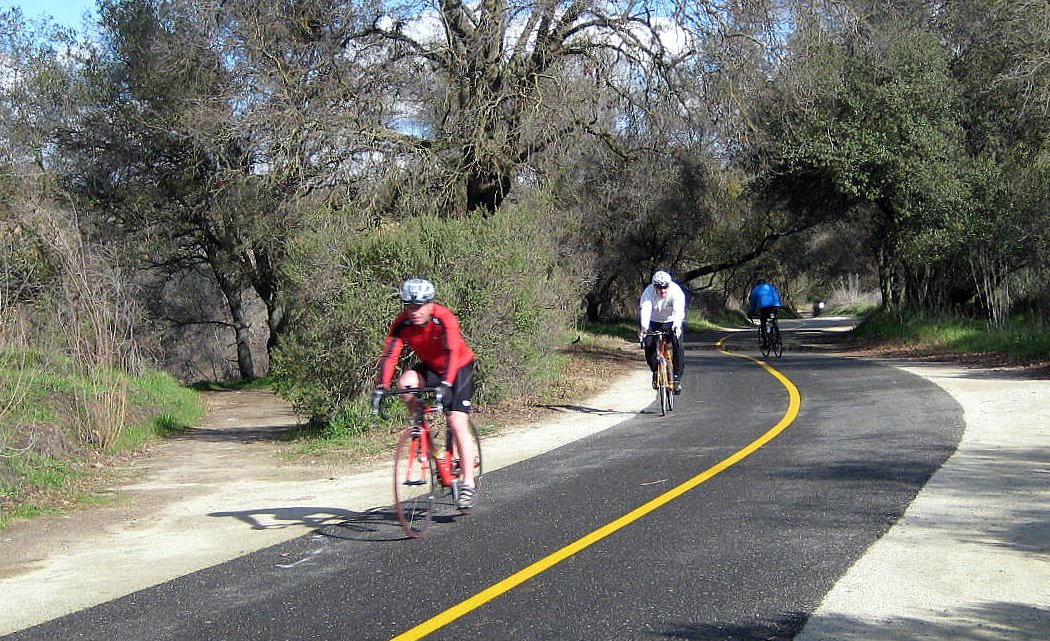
[272,199,584,421]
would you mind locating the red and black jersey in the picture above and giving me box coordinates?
[377,304,475,388]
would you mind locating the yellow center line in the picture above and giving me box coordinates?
[390,338,801,641]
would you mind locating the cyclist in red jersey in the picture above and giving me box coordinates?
[373,278,478,509]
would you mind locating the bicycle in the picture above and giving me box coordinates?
[373,386,483,538]
[643,330,675,416]
[757,310,783,358]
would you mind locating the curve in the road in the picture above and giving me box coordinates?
[390,340,802,641]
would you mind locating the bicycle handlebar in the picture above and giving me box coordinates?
[371,386,446,420]
[640,329,676,349]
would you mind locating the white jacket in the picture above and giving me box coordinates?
[639,282,686,331]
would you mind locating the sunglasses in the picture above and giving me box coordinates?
[654,285,668,290]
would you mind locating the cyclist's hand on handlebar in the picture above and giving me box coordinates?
[638,330,646,346]
[370,387,386,414]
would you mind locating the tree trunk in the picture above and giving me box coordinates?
[207,249,256,380]
[250,247,286,355]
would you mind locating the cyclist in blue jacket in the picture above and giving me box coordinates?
[748,279,783,339]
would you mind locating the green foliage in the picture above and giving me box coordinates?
[272,197,584,421]
[188,376,276,392]
[279,399,402,459]
[1,348,203,527]
[854,308,1050,361]
[576,319,638,341]
[829,302,880,318]
[0,219,59,303]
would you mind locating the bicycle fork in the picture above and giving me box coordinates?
[402,430,430,486]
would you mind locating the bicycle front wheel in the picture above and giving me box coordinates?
[393,428,437,538]
[656,362,668,416]
[760,327,771,358]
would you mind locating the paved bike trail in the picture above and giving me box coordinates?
[4,319,1048,640]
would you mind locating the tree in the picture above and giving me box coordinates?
[47,0,391,379]
[938,0,1050,322]
[752,7,975,310]
[334,0,791,215]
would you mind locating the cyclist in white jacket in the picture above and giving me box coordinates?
[639,270,687,394]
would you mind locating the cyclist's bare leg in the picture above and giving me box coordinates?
[397,370,425,420]
[447,410,476,488]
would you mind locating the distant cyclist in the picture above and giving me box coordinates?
[748,278,783,340]
[639,270,686,394]
[373,278,478,509]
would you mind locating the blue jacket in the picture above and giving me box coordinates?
[748,283,782,314]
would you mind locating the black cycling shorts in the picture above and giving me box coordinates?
[412,360,475,414]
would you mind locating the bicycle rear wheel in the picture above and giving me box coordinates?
[760,325,771,358]
[393,428,437,538]
[771,322,783,358]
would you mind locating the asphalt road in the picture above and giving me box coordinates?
[5,322,964,641]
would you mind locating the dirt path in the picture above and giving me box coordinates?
[0,390,363,630]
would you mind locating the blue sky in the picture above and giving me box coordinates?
[1,0,97,30]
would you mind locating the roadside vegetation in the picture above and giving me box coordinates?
[277,326,639,462]
[851,309,1050,367]
[0,350,202,528]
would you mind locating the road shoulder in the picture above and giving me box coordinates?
[796,360,1050,641]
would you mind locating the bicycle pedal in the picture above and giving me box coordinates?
[402,479,425,486]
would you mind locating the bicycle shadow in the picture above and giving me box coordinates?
[537,403,638,416]
[320,504,472,541]
[208,506,407,542]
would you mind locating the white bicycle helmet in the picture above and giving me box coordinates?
[651,270,672,287]
[400,278,436,304]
